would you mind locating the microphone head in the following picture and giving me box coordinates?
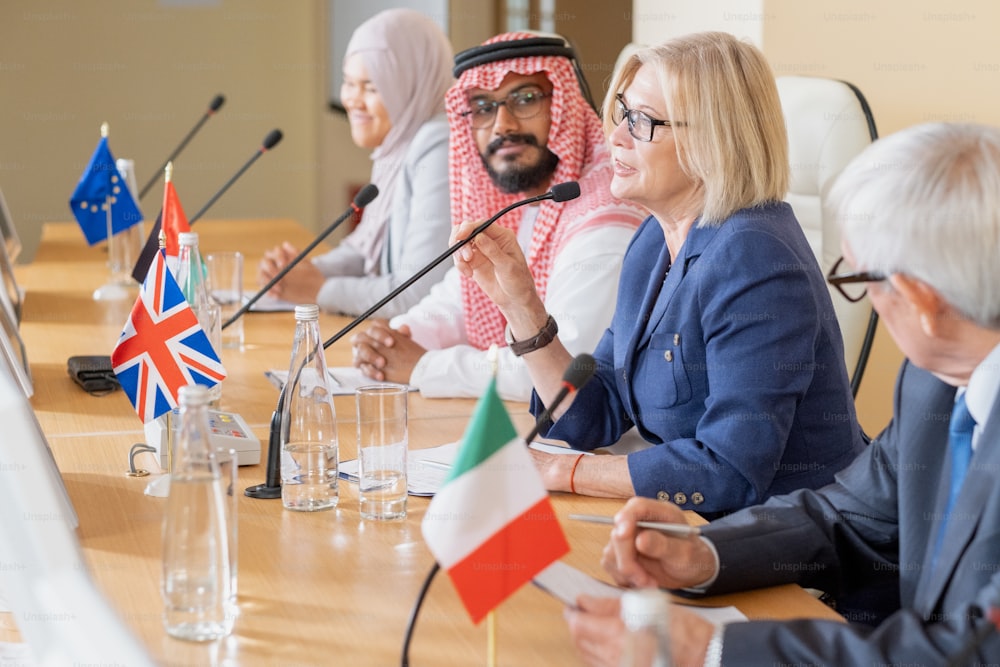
[353,183,379,208]
[262,129,283,150]
[563,353,596,391]
[209,94,225,112]
[549,181,581,203]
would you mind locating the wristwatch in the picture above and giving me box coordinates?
[504,314,558,357]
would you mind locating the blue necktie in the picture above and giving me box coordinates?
[931,394,976,567]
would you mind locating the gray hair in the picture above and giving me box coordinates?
[827,122,1000,329]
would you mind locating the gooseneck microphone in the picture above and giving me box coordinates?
[131,128,284,282]
[523,353,597,445]
[189,129,283,223]
[223,183,378,330]
[246,181,582,500]
[322,180,581,350]
[138,93,225,201]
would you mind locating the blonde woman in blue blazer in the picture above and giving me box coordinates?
[453,32,864,516]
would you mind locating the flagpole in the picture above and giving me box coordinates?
[160,229,174,476]
[486,611,497,667]
[93,122,134,301]
[101,123,117,287]
[485,344,499,667]
[101,123,113,254]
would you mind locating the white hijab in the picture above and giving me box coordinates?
[340,9,454,274]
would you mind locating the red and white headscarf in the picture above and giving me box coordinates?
[446,32,643,350]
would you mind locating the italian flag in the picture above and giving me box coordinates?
[421,378,570,623]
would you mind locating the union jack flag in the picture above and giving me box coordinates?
[111,249,226,422]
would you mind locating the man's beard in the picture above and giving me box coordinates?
[481,134,560,195]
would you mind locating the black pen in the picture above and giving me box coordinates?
[568,513,702,538]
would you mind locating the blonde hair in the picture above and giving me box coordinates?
[604,32,789,224]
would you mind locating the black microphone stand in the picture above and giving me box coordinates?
[223,183,378,330]
[131,129,284,283]
[400,561,440,667]
[138,93,225,201]
[244,386,286,499]
[245,183,581,500]
[523,353,596,444]
[322,188,564,350]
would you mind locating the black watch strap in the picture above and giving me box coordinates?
[506,314,558,357]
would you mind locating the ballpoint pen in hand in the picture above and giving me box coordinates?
[568,513,702,538]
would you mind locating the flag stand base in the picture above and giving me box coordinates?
[93,280,136,301]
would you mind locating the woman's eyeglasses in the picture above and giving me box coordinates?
[462,87,551,129]
[612,94,681,142]
[826,256,888,303]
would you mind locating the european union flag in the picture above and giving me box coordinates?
[69,137,143,246]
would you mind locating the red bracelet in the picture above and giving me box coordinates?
[569,453,585,494]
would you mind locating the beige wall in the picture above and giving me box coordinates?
[1,1,329,261]
[633,0,764,46]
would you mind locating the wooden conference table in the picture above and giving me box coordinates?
[9,220,842,665]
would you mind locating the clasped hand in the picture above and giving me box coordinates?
[350,320,425,384]
[257,242,325,303]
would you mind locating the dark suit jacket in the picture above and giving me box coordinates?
[536,204,865,515]
[700,360,1000,664]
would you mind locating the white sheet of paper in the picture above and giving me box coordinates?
[533,561,623,606]
[246,294,297,312]
[340,440,585,496]
[532,561,748,627]
[340,442,458,497]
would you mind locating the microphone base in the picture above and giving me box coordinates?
[244,483,282,499]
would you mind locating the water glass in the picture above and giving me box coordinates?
[205,251,244,350]
[356,384,408,520]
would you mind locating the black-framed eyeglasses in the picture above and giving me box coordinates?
[612,94,679,142]
[462,86,552,129]
[826,256,888,303]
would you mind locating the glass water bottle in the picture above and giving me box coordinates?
[162,384,234,641]
[176,231,223,404]
[280,304,339,511]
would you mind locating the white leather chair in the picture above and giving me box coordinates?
[776,75,880,396]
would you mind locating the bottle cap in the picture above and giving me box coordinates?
[178,231,199,247]
[294,304,320,321]
[178,384,210,405]
[620,589,669,631]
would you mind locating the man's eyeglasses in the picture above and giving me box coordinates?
[826,256,888,303]
[462,87,552,129]
[612,94,679,142]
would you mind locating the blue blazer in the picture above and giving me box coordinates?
[702,360,1000,664]
[536,203,865,515]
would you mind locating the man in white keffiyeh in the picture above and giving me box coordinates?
[351,32,644,401]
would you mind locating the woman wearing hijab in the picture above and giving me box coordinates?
[257,9,453,317]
